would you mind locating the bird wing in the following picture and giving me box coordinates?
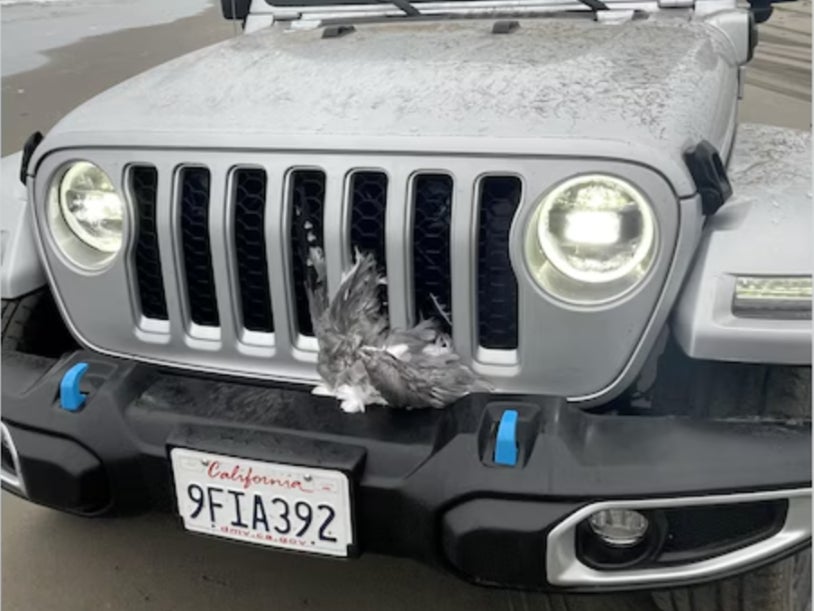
[360,345,489,409]
[384,319,449,361]
[305,246,330,335]
[306,249,488,411]
[325,251,388,344]
[307,249,390,393]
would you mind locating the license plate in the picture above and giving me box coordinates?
[170,448,353,557]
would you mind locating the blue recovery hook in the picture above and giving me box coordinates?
[59,362,89,412]
[494,409,519,467]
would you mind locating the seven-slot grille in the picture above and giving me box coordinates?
[129,165,522,358]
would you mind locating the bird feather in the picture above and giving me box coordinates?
[305,248,490,411]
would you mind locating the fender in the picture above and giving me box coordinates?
[0,152,46,299]
[673,123,811,364]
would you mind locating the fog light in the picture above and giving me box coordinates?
[588,509,649,547]
[733,276,812,320]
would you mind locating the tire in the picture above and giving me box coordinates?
[220,0,252,20]
[1,288,75,357]
[507,590,663,611]
[650,349,811,422]
[649,341,812,611]
[652,551,811,611]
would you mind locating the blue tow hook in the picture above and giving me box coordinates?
[59,362,89,412]
[494,409,519,466]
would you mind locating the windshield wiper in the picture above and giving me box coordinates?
[578,0,610,10]
[379,0,421,17]
[373,0,605,19]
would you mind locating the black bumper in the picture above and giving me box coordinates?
[2,349,810,592]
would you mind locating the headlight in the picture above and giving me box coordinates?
[524,175,657,303]
[58,162,124,253]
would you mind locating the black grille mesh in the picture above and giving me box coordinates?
[290,170,326,337]
[234,168,273,333]
[179,167,219,327]
[130,166,167,320]
[477,176,521,349]
[349,172,389,312]
[412,174,453,335]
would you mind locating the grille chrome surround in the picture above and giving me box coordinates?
[34,149,683,401]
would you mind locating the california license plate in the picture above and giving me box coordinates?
[170,448,353,557]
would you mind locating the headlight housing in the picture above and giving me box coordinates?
[524,175,658,304]
[48,161,125,268]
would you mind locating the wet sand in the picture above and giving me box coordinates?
[2,4,234,154]
[740,0,812,129]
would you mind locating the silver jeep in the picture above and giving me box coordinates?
[1,0,811,608]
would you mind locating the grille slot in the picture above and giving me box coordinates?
[179,167,219,327]
[233,168,273,333]
[412,174,454,335]
[477,176,521,350]
[130,166,167,320]
[349,171,389,311]
[289,170,326,337]
[124,159,523,378]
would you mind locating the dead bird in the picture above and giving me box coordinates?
[305,247,489,413]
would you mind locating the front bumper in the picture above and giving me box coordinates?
[1,349,810,592]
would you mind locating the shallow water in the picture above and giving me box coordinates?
[1,0,214,76]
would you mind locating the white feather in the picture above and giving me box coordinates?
[311,383,335,397]
[336,384,368,413]
[386,343,409,358]
[422,343,450,357]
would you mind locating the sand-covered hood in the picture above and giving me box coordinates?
[43,16,738,190]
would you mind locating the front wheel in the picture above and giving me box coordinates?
[2,288,76,356]
[653,552,811,611]
[508,590,664,611]
[648,342,811,611]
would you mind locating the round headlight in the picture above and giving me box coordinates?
[58,162,124,253]
[525,175,657,303]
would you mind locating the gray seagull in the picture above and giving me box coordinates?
[305,246,490,413]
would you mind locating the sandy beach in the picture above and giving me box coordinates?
[740,0,812,128]
[2,3,233,154]
[1,1,810,610]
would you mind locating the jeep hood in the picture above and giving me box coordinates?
[41,17,738,195]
